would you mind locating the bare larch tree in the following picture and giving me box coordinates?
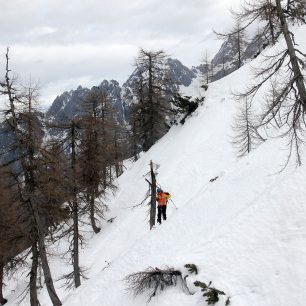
[0,49,62,306]
[234,0,306,164]
[232,98,265,156]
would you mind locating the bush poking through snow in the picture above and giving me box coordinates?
[124,266,191,302]
[200,84,209,91]
[184,263,198,275]
[225,296,231,305]
[194,280,226,305]
[171,94,202,124]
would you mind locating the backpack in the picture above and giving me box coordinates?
[164,192,171,200]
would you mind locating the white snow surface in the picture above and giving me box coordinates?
[5,26,306,306]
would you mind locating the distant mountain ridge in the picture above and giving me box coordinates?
[46,38,264,126]
[193,33,267,82]
[46,57,197,125]
[46,80,123,124]
[0,40,264,165]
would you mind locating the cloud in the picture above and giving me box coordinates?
[0,0,241,107]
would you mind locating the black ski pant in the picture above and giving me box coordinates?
[157,205,167,224]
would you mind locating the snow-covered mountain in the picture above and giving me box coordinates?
[46,58,197,125]
[4,24,306,306]
[45,35,265,126]
[193,32,268,82]
[46,80,124,124]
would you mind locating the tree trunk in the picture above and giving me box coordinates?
[276,0,306,106]
[72,198,81,288]
[114,130,121,178]
[30,243,39,306]
[268,0,276,45]
[222,54,226,77]
[102,168,107,190]
[71,123,81,288]
[36,215,62,306]
[4,50,61,306]
[27,101,62,306]
[0,259,7,305]
[109,162,112,184]
[237,26,242,68]
[245,100,251,154]
[90,193,101,234]
[38,258,43,289]
[147,55,155,151]
[149,160,157,230]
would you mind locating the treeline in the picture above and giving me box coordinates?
[0,46,195,305]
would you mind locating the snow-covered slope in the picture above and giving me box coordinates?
[5,27,306,306]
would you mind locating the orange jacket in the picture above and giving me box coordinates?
[156,191,171,206]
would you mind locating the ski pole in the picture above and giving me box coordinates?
[169,198,178,210]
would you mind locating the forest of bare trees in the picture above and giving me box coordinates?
[0,49,128,305]
[0,45,180,305]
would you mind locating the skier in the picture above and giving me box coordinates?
[156,187,171,224]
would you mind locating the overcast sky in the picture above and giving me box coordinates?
[0,0,241,108]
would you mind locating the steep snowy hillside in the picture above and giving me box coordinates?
[4,27,306,306]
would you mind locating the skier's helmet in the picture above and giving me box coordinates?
[157,187,162,193]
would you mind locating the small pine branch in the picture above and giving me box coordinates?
[194,280,226,305]
[184,263,198,275]
[171,94,202,124]
[225,296,231,305]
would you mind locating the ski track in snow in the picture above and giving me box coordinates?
[4,26,306,306]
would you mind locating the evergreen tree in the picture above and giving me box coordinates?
[172,94,202,124]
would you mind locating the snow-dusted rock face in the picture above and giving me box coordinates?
[165,58,196,87]
[46,81,122,125]
[47,58,197,124]
[194,34,269,82]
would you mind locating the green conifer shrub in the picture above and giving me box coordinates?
[184,263,198,275]
[172,94,203,124]
[194,280,225,305]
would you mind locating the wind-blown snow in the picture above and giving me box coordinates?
[5,26,306,306]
